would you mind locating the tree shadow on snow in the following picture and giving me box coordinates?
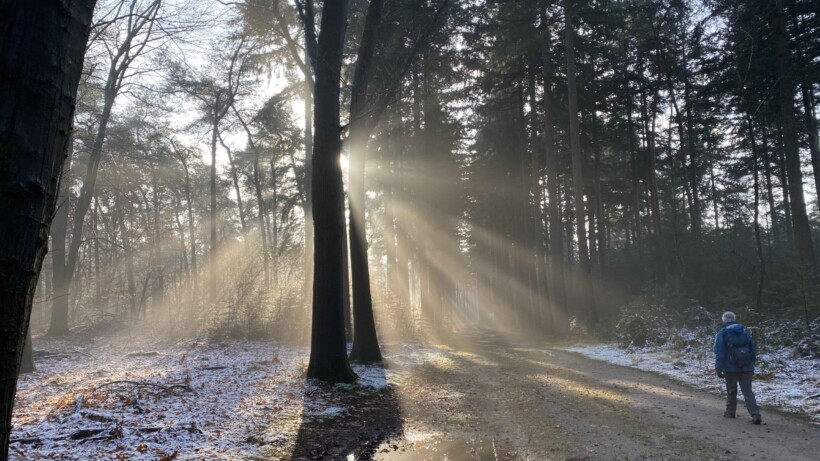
[288,364,402,461]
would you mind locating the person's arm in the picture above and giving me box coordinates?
[714,331,725,372]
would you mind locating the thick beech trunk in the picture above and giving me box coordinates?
[348,0,384,364]
[307,0,356,383]
[0,1,96,456]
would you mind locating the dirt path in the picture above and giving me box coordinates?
[293,333,819,461]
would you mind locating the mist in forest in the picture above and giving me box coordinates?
[2,0,819,459]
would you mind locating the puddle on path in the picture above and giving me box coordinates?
[353,436,521,460]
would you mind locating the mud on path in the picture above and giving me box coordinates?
[289,333,819,461]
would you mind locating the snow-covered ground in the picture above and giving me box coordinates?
[10,336,405,461]
[564,343,820,422]
[13,334,817,460]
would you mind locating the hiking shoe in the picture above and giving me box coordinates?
[752,414,762,425]
[723,411,735,418]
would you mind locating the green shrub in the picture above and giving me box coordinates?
[615,296,673,348]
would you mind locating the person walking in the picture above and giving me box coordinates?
[714,311,762,424]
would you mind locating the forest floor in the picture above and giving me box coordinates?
[10,331,820,460]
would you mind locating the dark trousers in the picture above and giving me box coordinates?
[724,372,760,416]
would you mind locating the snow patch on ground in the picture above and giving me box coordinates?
[10,337,451,460]
[12,337,314,460]
[564,343,820,422]
[307,406,347,418]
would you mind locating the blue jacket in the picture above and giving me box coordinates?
[714,322,756,373]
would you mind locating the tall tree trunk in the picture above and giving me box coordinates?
[592,110,606,268]
[683,77,702,238]
[0,1,95,456]
[270,155,278,286]
[232,107,271,287]
[348,0,383,364]
[774,0,816,272]
[221,135,247,233]
[656,35,699,243]
[182,159,197,305]
[640,65,666,282]
[628,93,642,254]
[125,218,137,317]
[541,6,568,337]
[528,54,551,335]
[564,0,596,325]
[747,115,766,309]
[50,145,72,336]
[762,126,779,248]
[150,163,164,312]
[790,9,820,211]
[303,80,314,313]
[307,0,356,383]
[60,72,117,334]
[209,100,220,303]
[20,326,35,374]
[93,197,101,308]
[709,160,720,232]
[777,140,794,246]
[255,149,271,286]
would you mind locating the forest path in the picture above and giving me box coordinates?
[365,332,819,461]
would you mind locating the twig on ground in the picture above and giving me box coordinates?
[94,380,193,393]
[125,351,161,358]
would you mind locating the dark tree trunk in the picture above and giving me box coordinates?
[639,61,666,282]
[50,148,71,336]
[182,159,197,304]
[209,102,220,302]
[348,0,383,364]
[254,147,271,286]
[0,1,95,456]
[221,137,247,233]
[592,111,606,268]
[303,80,314,313]
[776,140,794,246]
[761,127,779,248]
[528,55,550,336]
[683,77,701,238]
[307,0,357,383]
[564,0,597,326]
[747,115,766,309]
[774,0,816,272]
[541,8,568,336]
[628,94,642,254]
[709,161,720,232]
[20,327,35,374]
[232,107,271,287]
[790,9,820,211]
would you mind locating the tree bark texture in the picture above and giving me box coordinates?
[0,1,96,456]
[348,0,384,365]
[307,0,357,383]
